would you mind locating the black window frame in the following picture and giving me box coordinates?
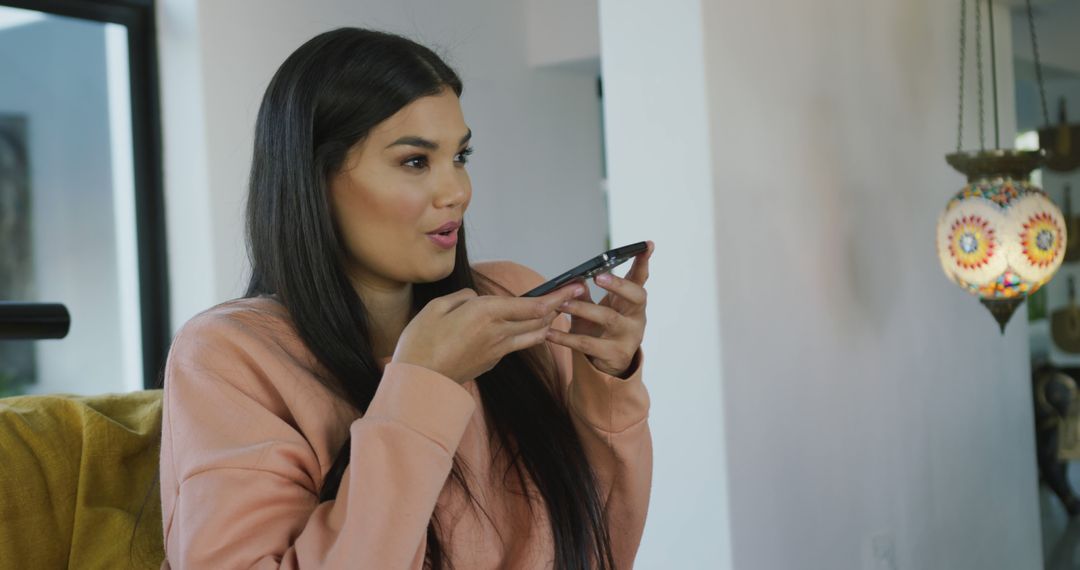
[0,0,170,390]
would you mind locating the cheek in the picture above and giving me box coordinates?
[336,170,421,225]
[335,181,428,255]
[377,199,428,251]
[388,195,428,224]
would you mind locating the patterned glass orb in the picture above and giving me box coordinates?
[937,177,1065,300]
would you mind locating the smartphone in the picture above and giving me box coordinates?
[520,241,648,298]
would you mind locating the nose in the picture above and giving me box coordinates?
[434,172,470,209]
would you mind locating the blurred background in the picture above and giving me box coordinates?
[1,0,1079,568]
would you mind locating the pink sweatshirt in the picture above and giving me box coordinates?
[159,260,652,569]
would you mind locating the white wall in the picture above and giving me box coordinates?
[602,0,1042,569]
[157,0,608,331]
[0,18,132,396]
[156,0,1051,566]
[599,1,732,568]
[526,0,599,69]
[155,0,216,338]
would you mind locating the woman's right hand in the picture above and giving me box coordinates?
[391,283,585,384]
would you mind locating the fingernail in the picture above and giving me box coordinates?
[574,286,585,296]
[596,273,612,284]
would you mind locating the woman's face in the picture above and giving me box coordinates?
[329,88,473,291]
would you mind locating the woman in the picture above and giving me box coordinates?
[159,27,653,569]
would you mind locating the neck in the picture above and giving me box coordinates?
[349,274,413,361]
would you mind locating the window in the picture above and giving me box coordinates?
[0,0,167,395]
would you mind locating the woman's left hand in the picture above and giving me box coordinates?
[546,240,653,378]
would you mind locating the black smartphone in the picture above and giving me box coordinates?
[520,242,648,298]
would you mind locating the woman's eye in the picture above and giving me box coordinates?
[455,146,474,165]
[403,147,473,170]
[403,156,428,169]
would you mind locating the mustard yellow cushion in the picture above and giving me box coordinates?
[0,390,165,568]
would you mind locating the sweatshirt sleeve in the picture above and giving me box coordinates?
[549,313,652,569]
[475,260,653,568]
[159,312,476,569]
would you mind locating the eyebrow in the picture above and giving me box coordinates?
[385,129,472,150]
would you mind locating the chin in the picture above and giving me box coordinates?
[418,258,456,284]
[438,257,457,280]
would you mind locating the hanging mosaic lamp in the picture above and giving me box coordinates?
[939,151,1062,332]
[936,0,1063,333]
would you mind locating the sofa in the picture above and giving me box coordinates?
[0,389,165,568]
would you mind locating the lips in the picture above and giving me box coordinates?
[427,227,459,249]
[427,220,462,235]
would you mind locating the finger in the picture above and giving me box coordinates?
[557,298,625,331]
[624,240,654,287]
[593,272,647,307]
[537,282,588,312]
[438,288,479,312]
[549,280,588,300]
[530,282,587,316]
[500,320,557,353]
[545,328,628,362]
[484,283,585,321]
[500,311,557,338]
[569,279,593,303]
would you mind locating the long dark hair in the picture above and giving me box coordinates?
[241,28,614,569]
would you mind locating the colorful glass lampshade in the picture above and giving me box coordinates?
[939,0,1061,332]
[938,150,1065,331]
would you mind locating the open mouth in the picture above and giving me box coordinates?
[427,228,458,248]
[428,226,458,237]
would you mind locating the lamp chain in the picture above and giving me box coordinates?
[976,0,986,150]
[1026,0,1051,127]
[957,0,967,152]
[989,0,1000,149]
